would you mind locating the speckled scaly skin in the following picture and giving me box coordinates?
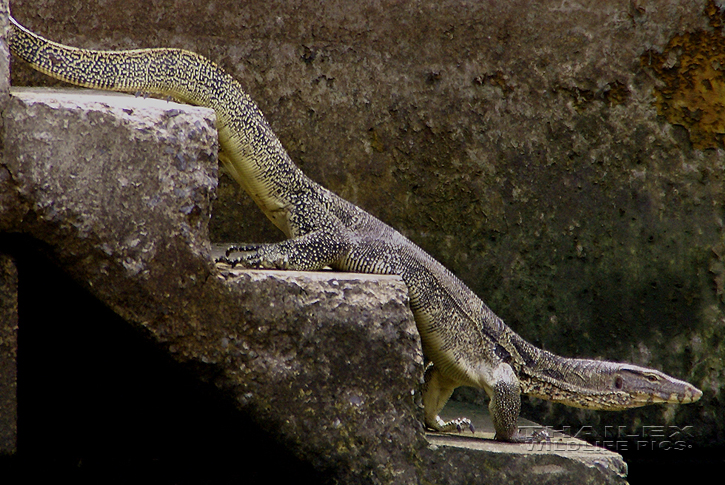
[8,15,702,441]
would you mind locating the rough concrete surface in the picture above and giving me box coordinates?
[8,0,720,453]
[0,87,428,483]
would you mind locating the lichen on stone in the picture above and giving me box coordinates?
[643,0,725,149]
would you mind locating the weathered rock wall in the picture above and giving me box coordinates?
[9,0,723,456]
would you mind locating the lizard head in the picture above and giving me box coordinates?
[521,357,703,410]
[602,363,703,410]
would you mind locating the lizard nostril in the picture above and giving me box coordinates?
[614,376,624,390]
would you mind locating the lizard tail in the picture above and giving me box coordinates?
[8,15,304,233]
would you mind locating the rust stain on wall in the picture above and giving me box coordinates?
[643,0,725,149]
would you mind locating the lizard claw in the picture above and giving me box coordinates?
[440,417,474,434]
[215,255,240,267]
[530,428,551,443]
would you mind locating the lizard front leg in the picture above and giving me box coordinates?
[487,363,523,442]
[218,228,351,271]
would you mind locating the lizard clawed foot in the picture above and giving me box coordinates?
[429,416,475,434]
[217,244,290,269]
[529,428,552,443]
[457,419,476,434]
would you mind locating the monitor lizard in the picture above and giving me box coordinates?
[7,15,702,442]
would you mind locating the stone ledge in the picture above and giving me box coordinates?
[424,401,627,485]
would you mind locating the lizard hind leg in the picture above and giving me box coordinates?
[422,363,475,433]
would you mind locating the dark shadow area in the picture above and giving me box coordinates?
[0,234,321,484]
[620,445,725,484]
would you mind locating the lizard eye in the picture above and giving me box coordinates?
[645,373,660,383]
[614,376,624,389]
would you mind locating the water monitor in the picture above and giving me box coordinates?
[7,15,702,442]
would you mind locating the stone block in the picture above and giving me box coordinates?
[0,87,426,483]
